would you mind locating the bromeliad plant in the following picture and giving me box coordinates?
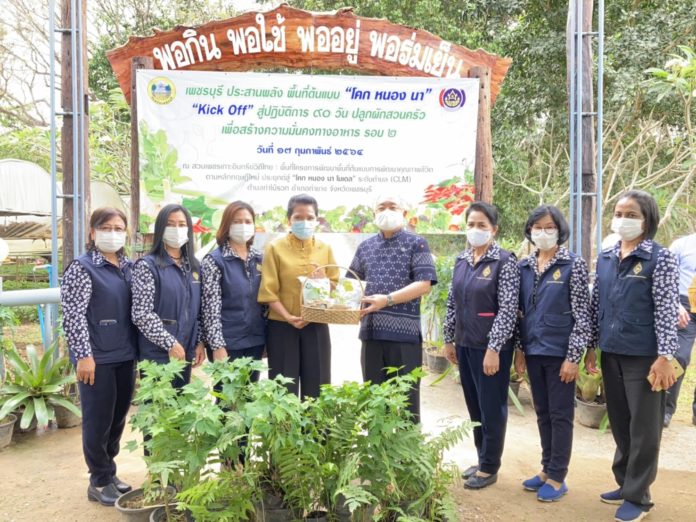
[0,343,81,429]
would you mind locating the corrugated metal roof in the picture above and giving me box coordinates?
[0,221,62,239]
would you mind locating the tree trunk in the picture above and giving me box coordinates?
[468,66,494,203]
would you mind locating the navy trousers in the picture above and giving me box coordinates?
[78,360,136,487]
[456,345,513,475]
[526,355,575,482]
[361,340,423,423]
[266,320,331,400]
[602,352,665,508]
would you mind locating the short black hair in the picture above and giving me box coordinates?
[615,190,659,239]
[286,193,318,218]
[524,205,570,245]
[465,201,499,227]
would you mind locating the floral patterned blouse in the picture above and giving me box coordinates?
[61,249,130,360]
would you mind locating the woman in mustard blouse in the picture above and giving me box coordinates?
[258,194,338,399]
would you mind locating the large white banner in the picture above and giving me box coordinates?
[136,70,478,235]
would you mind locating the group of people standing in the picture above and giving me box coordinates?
[60,193,436,506]
[61,189,693,522]
[442,190,691,522]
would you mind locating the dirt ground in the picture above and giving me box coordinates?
[2,325,696,521]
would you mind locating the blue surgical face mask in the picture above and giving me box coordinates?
[291,220,316,240]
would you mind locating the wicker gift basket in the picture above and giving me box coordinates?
[300,264,365,325]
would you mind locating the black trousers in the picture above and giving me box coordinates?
[665,309,696,416]
[360,340,423,423]
[526,355,575,482]
[456,345,513,475]
[602,352,665,508]
[266,320,331,400]
[78,359,136,487]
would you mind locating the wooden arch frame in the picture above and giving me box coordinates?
[107,4,511,233]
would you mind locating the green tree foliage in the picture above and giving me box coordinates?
[2,1,693,240]
[283,0,695,241]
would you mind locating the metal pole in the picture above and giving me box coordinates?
[76,0,86,255]
[48,0,61,356]
[574,0,583,254]
[70,0,80,261]
[49,0,59,289]
[596,0,605,251]
[568,3,576,251]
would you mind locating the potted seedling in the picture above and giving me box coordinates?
[118,360,212,521]
[421,255,456,374]
[244,376,310,521]
[358,371,473,521]
[576,349,608,429]
[308,381,377,521]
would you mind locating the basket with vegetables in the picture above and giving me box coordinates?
[300,265,365,325]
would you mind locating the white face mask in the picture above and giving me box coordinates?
[229,223,255,244]
[95,230,126,254]
[163,226,189,248]
[375,209,404,231]
[466,228,492,248]
[531,230,559,251]
[611,217,644,241]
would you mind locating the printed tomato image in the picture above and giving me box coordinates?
[422,177,474,216]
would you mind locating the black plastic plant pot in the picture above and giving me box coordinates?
[114,486,177,522]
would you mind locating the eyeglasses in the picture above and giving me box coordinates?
[97,226,126,233]
[531,226,558,234]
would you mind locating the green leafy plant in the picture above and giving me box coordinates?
[0,343,81,429]
[127,360,213,518]
[242,374,311,518]
[421,254,456,351]
[356,370,474,521]
[128,358,265,521]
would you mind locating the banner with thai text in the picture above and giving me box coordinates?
[136,69,478,234]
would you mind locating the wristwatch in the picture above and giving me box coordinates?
[662,353,674,361]
[386,294,394,307]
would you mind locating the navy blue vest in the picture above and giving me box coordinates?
[518,254,575,357]
[74,252,137,365]
[208,247,265,350]
[452,249,514,351]
[136,255,201,363]
[596,244,660,356]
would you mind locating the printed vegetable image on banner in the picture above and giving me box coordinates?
[136,70,478,235]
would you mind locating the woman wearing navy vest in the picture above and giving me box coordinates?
[443,201,520,490]
[131,204,205,388]
[588,190,679,522]
[513,205,591,502]
[61,207,137,506]
[201,200,265,374]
